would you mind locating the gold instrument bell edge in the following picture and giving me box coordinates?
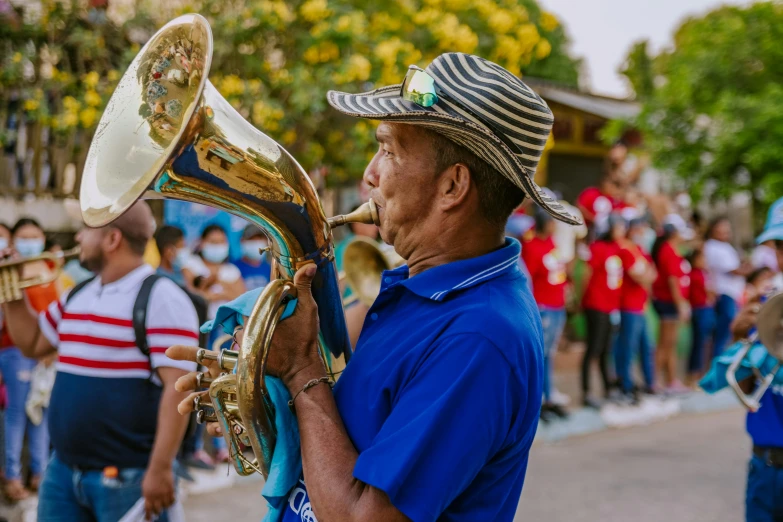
[79,14,214,228]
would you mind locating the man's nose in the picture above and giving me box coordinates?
[363,152,380,189]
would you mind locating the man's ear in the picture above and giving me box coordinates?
[102,228,123,253]
[437,163,472,212]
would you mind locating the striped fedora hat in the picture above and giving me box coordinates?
[328,52,581,225]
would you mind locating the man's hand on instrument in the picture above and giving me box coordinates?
[266,264,325,390]
[732,293,762,341]
[167,344,224,435]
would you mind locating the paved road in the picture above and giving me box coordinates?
[183,409,750,522]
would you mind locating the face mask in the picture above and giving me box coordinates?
[241,240,267,262]
[0,238,7,250]
[201,243,229,264]
[15,238,44,257]
[173,248,191,270]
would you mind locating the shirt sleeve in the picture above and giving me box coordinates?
[352,334,524,522]
[146,278,200,372]
[38,291,69,348]
[705,241,740,274]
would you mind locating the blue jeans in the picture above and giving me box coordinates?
[0,347,49,480]
[539,307,566,402]
[39,453,175,522]
[746,455,783,521]
[714,294,738,359]
[613,311,654,393]
[689,306,716,373]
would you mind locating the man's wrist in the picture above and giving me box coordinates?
[283,355,328,395]
[147,458,174,473]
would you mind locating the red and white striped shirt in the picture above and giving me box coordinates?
[39,264,199,379]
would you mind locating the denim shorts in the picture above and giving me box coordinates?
[653,300,679,320]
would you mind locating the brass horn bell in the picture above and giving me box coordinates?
[80,14,378,477]
[727,292,783,411]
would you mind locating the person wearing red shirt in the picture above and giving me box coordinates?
[686,246,715,385]
[613,218,658,399]
[581,213,626,408]
[576,171,624,229]
[651,214,693,392]
[523,210,568,420]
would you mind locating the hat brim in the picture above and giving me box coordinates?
[327,87,582,226]
[757,226,783,244]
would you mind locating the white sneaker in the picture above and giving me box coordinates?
[551,389,571,406]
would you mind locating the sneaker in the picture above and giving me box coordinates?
[666,380,691,395]
[547,403,570,419]
[539,405,556,423]
[550,389,571,406]
[582,396,602,409]
[216,448,230,463]
[185,449,215,470]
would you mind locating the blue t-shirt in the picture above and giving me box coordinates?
[234,257,273,291]
[747,384,783,447]
[283,238,543,522]
[156,266,185,287]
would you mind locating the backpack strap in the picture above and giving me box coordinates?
[64,276,97,305]
[133,274,163,361]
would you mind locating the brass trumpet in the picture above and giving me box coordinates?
[0,248,81,304]
[79,14,378,478]
[727,292,783,411]
[341,237,405,307]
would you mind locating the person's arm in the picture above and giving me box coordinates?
[1,299,56,359]
[142,366,190,519]
[143,280,200,519]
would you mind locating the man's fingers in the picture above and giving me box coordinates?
[144,498,154,520]
[293,263,317,296]
[175,372,203,393]
[166,345,203,363]
[206,421,223,437]
[178,391,208,415]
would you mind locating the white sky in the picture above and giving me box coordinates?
[539,0,750,98]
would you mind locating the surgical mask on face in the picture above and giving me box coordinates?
[241,240,267,262]
[173,248,191,270]
[0,238,8,250]
[15,238,45,257]
[201,243,229,264]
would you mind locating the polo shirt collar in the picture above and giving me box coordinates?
[387,238,521,301]
[97,264,154,294]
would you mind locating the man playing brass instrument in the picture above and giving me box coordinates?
[172,53,580,521]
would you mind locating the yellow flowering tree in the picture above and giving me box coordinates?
[1,0,579,193]
[200,0,580,182]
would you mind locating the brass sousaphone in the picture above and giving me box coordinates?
[80,14,379,477]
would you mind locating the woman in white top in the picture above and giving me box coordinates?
[183,224,246,321]
[703,217,752,358]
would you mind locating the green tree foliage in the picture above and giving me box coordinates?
[1,0,580,187]
[620,2,783,209]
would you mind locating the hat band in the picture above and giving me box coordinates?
[400,65,526,158]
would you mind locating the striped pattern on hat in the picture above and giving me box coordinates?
[327,52,580,225]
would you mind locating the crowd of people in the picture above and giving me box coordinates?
[513,141,782,422]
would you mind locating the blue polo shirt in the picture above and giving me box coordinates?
[747,385,783,448]
[283,238,544,522]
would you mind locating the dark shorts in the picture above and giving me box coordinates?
[653,300,678,320]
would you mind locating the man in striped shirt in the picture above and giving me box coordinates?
[2,201,198,521]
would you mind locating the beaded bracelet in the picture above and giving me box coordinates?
[288,377,332,412]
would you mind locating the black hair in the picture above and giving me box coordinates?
[686,246,703,266]
[534,208,553,234]
[11,217,43,236]
[704,216,729,241]
[748,267,772,286]
[155,225,184,254]
[201,223,227,240]
[651,226,677,264]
